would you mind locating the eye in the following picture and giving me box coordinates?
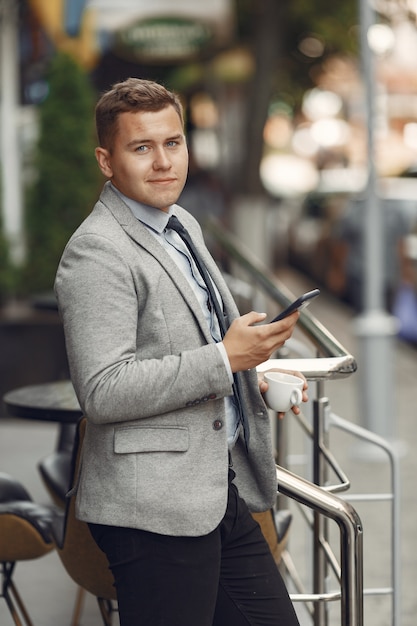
[166,140,178,148]
[136,144,149,153]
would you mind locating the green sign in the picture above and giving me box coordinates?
[115,16,214,63]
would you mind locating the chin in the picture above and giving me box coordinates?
[158,194,181,209]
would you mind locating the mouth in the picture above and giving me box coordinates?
[148,178,177,185]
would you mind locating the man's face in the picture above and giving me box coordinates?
[95,106,189,212]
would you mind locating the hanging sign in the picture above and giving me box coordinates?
[114,16,215,63]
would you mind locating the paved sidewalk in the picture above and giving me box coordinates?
[0,268,415,625]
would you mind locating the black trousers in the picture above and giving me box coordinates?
[88,471,299,626]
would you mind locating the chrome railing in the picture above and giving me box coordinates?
[208,218,397,626]
[276,465,363,626]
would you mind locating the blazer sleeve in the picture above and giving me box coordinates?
[55,228,233,424]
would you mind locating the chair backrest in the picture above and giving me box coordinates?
[56,417,117,601]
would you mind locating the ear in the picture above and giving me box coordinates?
[95,147,113,178]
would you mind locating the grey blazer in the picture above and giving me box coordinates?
[55,182,277,537]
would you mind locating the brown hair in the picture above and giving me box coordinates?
[95,78,184,151]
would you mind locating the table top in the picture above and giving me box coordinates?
[3,380,82,423]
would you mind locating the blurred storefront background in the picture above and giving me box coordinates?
[2,0,417,322]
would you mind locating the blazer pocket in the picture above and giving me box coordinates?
[114,426,189,454]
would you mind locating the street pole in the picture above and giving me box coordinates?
[355,0,398,444]
[0,0,24,265]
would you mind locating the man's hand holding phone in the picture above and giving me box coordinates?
[223,310,299,373]
[222,289,319,374]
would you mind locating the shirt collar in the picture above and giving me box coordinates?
[110,183,175,234]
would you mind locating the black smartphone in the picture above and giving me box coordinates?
[269,288,320,323]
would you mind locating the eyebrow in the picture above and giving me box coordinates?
[126,134,184,148]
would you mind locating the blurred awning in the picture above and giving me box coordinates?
[27,0,234,68]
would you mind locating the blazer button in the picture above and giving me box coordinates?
[213,419,223,431]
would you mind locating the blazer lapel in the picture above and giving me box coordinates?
[98,183,217,342]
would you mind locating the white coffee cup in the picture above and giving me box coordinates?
[263,371,304,413]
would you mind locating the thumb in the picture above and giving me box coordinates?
[241,311,268,326]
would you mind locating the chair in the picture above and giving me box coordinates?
[38,451,72,509]
[38,423,85,626]
[0,472,55,626]
[51,417,117,626]
[38,423,75,509]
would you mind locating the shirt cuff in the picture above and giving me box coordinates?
[216,342,233,384]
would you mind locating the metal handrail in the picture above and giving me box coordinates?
[207,218,364,626]
[209,218,400,626]
[276,465,364,626]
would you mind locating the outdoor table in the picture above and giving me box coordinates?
[3,380,81,423]
[3,380,82,451]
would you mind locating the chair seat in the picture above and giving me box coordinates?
[0,473,55,561]
[0,472,56,626]
[0,500,55,552]
[0,473,30,503]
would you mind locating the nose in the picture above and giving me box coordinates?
[153,147,171,170]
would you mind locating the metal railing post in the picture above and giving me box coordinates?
[277,466,364,626]
[312,387,330,626]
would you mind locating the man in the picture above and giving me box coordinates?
[55,78,306,626]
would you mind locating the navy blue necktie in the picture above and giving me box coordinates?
[167,215,250,448]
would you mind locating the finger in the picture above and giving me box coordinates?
[258,379,268,393]
[240,310,268,326]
